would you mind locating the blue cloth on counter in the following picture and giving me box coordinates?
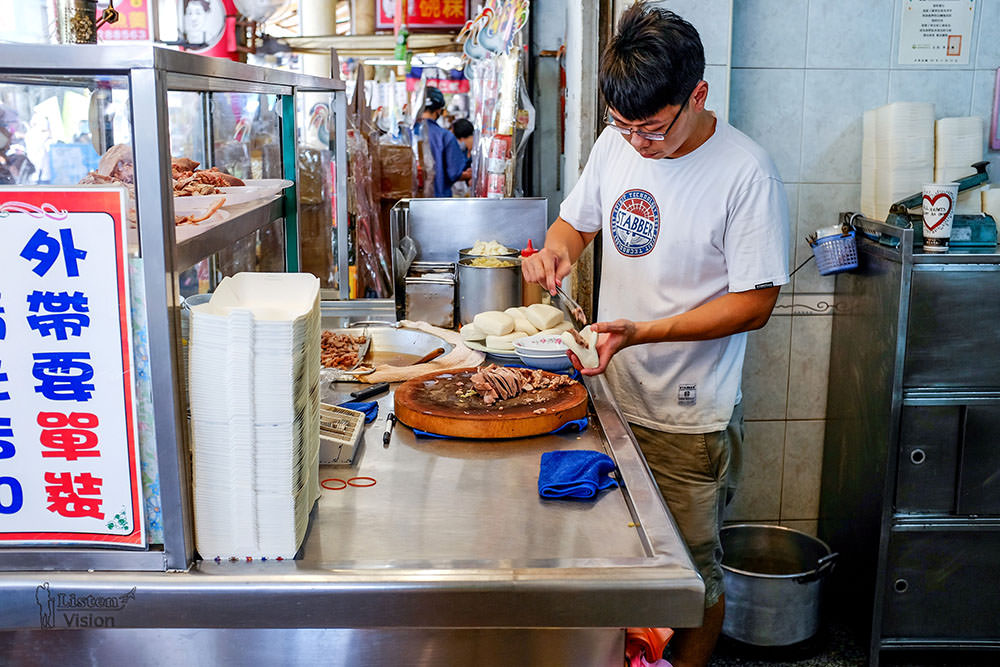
[337,401,378,423]
[538,450,618,500]
[413,417,588,440]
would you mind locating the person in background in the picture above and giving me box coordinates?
[419,86,468,198]
[522,6,790,666]
[451,117,474,183]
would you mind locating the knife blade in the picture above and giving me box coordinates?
[554,284,588,327]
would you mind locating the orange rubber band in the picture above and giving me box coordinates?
[347,476,376,488]
[321,478,347,490]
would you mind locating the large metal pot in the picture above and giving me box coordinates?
[457,257,522,324]
[720,524,838,646]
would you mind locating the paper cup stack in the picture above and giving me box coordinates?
[935,116,985,213]
[866,102,935,218]
[189,273,321,560]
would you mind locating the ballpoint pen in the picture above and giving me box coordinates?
[382,412,396,447]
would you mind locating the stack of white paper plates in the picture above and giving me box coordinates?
[870,102,935,216]
[189,272,321,560]
[935,116,984,182]
[861,110,878,218]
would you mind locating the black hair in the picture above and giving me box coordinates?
[187,0,211,11]
[451,118,474,139]
[600,3,705,121]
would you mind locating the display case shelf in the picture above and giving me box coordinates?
[174,197,284,271]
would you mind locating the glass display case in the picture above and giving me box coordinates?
[0,45,346,571]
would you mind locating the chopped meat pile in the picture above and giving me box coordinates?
[470,364,576,406]
[321,331,368,369]
[79,147,244,226]
[173,159,245,196]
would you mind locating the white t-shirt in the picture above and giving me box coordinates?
[559,118,790,433]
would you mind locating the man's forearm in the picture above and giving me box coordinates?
[632,287,780,344]
[545,217,597,265]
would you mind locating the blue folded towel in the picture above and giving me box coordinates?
[538,450,619,500]
[337,401,378,423]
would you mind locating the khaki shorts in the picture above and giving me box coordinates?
[630,403,744,609]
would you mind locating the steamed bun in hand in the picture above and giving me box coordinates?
[560,326,599,369]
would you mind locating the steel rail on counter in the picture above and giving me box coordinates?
[0,373,704,631]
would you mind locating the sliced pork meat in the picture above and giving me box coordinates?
[470,364,577,406]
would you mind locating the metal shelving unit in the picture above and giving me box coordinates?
[821,213,1000,665]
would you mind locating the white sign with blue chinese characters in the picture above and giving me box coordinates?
[0,187,144,547]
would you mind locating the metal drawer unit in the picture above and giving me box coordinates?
[820,214,1000,665]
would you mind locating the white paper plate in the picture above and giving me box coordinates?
[174,194,227,217]
[217,185,277,207]
[241,179,295,198]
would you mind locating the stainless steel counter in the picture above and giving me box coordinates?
[0,373,703,633]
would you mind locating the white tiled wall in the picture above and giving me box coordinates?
[725,0,1000,531]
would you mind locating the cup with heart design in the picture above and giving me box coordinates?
[921,182,959,252]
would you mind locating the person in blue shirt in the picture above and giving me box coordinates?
[420,87,469,198]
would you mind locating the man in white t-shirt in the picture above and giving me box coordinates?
[522,6,789,666]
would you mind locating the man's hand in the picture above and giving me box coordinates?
[461,168,472,181]
[521,247,572,295]
[521,217,598,295]
[567,319,637,375]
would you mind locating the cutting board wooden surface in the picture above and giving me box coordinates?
[393,367,589,439]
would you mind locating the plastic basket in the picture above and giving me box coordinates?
[810,230,858,275]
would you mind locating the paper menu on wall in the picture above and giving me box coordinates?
[898,0,976,65]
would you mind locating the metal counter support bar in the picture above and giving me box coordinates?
[130,67,193,571]
[281,95,300,272]
[333,88,350,299]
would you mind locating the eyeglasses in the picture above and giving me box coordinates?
[605,93,690,142]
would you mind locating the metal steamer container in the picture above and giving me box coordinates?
[720,524,838,646]
[457,256,522,324]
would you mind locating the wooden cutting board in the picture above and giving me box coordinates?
[393,367,589,439]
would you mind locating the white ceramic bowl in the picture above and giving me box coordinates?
[516,350,573,371]
[513,333,569,356]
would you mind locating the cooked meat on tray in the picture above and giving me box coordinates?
[321,331,368,370]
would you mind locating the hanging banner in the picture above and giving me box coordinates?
[0,187,144,548]
[97,0,152,42]
[377,0,469,30]
[405,77,469,94]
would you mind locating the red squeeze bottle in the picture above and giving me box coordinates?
[521,240,544,306]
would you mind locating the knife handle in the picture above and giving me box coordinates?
[350,382,389,400]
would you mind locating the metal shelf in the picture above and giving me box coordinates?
[174,197,285,271]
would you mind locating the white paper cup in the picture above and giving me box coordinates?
[922,182,959,252]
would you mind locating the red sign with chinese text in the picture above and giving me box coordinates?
[97,0,152,42]
[405,77,470,94]
[0,188,144,547]
[377,0,469,30]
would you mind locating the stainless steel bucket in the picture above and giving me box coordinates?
[720,524,838,646]
[457,257,522,324]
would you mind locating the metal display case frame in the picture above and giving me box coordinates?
[0,45,347,572]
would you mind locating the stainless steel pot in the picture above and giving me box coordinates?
[457,257,522,324]
[720,524,838,646]
[458,246,519,262]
